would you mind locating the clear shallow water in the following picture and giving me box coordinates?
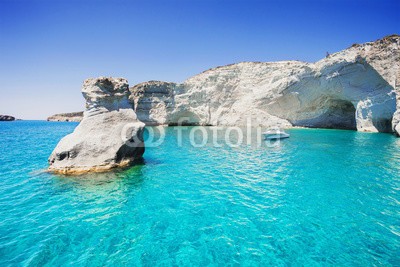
[0,121,399,266]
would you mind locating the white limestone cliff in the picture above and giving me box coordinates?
[130,35,400,134]
[48,77,145,174]
[129,81,176,125]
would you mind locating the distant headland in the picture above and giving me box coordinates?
[47,112,83,122]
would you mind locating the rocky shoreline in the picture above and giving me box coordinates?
[50,35,400,135]
[128,35,400,135]
[48,35,400,174]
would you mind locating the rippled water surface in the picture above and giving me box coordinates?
[0,121,399,266]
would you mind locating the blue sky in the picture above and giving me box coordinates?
[0,0,399,119]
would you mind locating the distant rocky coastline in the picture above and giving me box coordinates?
[0,115,15,121]
[47,112,83,122]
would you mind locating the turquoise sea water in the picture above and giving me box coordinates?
[0,121,399,266]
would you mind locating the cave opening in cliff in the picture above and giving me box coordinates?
[325,99,357,130]
[372,118,393,133]
[168,111,201,126]
[293,99,357,130]
[168,121,201,126]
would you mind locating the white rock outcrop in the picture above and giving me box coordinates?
[48,77,145,174]
[130,35,400,133]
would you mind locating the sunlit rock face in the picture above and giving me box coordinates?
[268,56,396,132]
[129,81,177,125]
[82,77,132,115]
[48,77,145,175]
[350,35,400,134]
[130,35,399,134]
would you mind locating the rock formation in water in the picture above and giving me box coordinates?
[48,77,145,174]
[0,115,15,121]
[129,35,400,134]
[47,112,83,122]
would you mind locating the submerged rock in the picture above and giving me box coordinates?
[47,112,83,122]
[0,115,15,121]
[48,77,145,174]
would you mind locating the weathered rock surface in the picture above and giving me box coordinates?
[48,77,145,174]
[47,112,83,122]
[0,115,15,121]
[129,81,177,125]
[129,35,400,133]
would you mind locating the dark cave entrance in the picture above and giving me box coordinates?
[167,111,202,126]
[372,118,393,133]
[293,99,357,130]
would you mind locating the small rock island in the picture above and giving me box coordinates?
[48,77,145,174]
[0,115,15,121]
